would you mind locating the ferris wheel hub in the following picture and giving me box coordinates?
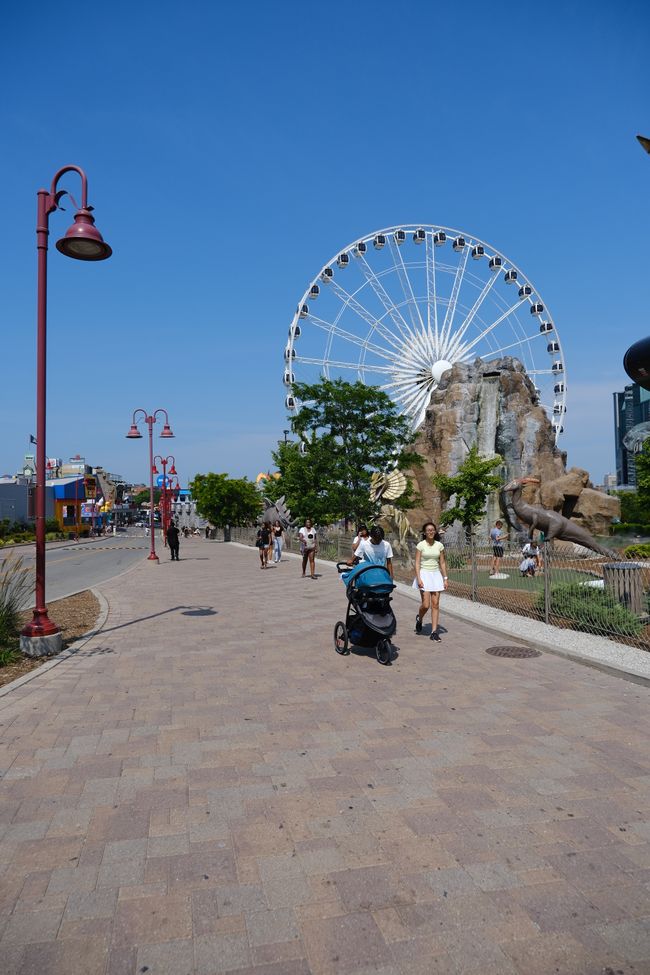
[431,360,453,384]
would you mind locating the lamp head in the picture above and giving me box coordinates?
[160,424,174,438]
[624,336,650,391]
[169,464,177,475]
[126,424,142,439]
[152,464,159,475]
[56,207,112,261]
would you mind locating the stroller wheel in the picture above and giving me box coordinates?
[334,621,349,655]
[376,639,392,666]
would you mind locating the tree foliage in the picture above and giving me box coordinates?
[132,488,161,507]
[432,446,503,532]
[272,379,420,526]
[635,441,650,510]
[189,473,261,527]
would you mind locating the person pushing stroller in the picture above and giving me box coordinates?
[345,525,394,578]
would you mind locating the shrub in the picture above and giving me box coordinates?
[535,583,642,637]
[445,550,467,570]
[0,553,34,647]
[623,543,650,560]
[44,518,60,533]
[610,523,650,537]
[0,645,20,668]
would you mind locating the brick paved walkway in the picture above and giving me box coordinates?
[2,539,650,975]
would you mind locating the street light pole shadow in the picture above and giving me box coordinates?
[99,605,218,634]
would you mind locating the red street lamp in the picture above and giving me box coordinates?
[21,166,111,658]
[126,410,174,562]
[153,455,176,539]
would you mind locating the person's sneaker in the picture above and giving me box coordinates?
[430,630,441,642]
[415,614,422,634]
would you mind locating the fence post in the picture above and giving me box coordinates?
[470,531,478,602]
[543,540,551,624]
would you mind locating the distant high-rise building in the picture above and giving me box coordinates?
[613,382,650,486]
[603,472,617,492]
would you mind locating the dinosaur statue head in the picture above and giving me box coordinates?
[502,475,540,493]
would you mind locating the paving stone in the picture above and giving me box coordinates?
[194,932,251,973]
[300,911,392,973]
[136,937,194,975]
[245,907,300,946]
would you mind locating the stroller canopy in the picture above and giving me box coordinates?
[343,563,395,594]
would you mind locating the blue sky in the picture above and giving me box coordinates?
[1,0,649,488]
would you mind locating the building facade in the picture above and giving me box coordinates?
[613,383,650,487]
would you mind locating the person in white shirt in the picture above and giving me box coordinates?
[351,524,369,554]
[354,526,394,579]
[298,519,318,579]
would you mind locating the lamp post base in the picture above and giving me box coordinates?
[147,553,159,563]
[20,631,63,659]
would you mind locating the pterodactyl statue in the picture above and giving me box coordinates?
[502,476,619,560]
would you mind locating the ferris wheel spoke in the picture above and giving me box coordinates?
[464,329,547,361]
[425,233,440,357]
[388,238,426,335]
[445,273,499,360]
[326,278,406,352]
[391,381,434,421]
[307,314,400,363]
[296,355,395,375]
[439,245,470,357]
[356,256,414,344]
[455,298,526,358]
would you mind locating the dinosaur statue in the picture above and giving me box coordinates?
[502,476,619,560]
[260,495,293,530]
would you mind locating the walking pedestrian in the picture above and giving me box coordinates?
[272,520,284,563]
[413,521,448,642]
[166,520,180,561]
[351,524,369,555]
[299,519,318,579]
[256,523,271,568]
[354,525,394,579]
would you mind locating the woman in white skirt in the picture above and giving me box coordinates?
[413,521,448,641]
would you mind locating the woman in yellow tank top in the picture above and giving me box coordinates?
[413,521,448,642]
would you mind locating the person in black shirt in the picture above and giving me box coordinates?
[256,524,271,568]
[166,520,180,561]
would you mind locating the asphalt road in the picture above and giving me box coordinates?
[1,531,150,606]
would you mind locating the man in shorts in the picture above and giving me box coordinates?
[489,520,507,577]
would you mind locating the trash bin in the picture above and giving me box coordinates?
[223,526,231,542]
[603,562,645,616]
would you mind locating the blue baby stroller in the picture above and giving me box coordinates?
[334,562,397,665]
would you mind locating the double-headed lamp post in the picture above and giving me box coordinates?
[126,410,174,562]
[152,455,177,538]
[20,166,111,658]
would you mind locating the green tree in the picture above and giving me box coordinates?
[635,440,650,510]
[189,473,261,527]
[132,488,161,506]
[432,446,503,532]
[273,379,420,526]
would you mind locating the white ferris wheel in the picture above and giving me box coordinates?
[284,225,566,439]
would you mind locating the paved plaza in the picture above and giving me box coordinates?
[1,539,650,974]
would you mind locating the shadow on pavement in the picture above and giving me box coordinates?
[99,605,218,634]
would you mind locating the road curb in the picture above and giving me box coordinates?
[0,588,110,700]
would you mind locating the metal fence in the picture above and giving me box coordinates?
[230,526,650,652]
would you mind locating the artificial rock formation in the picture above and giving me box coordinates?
[407,357,619,537]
